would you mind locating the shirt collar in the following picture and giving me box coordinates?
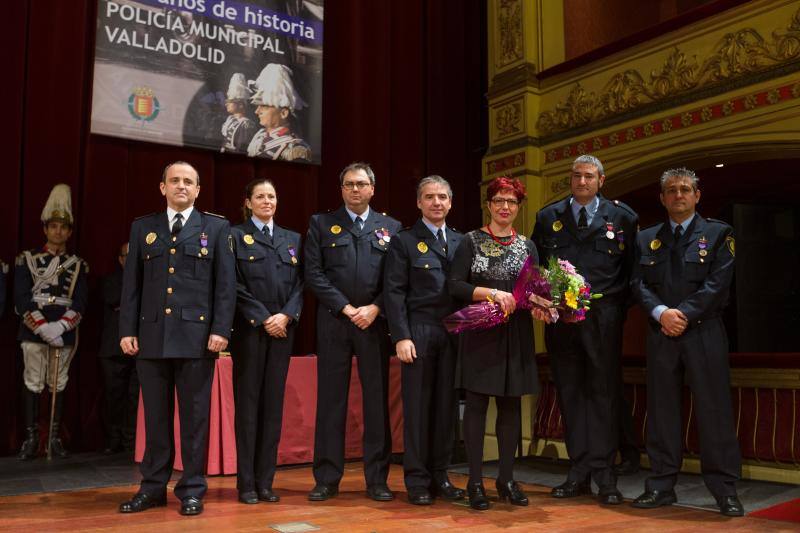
[250,216,274,234]
[669,213,696,233]
[345,206,370,223]
[167,206,193,223]
[569,195,599,219]
[421,217,446,239]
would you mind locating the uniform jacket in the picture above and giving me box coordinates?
[247,126,311,162]
[384,219,463,341]
[231,219,304,328]
[632,214,734,324]
[532,195,638,305]
[220,115,258,154]
[120,209,236,358]
[99,268,124,358]
[304,205,402,314]
[14,248,88,345]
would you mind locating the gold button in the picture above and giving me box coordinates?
[172,236,177,242]
[424,264,429,269]
[167,288,173,294]
[331,243,336,247]
[649,260,655,265]
[249,256,254,261]
[250,319,255,325]
[200,315,205,321]
[168,267,175,274]
[165,308,172,315]
[170,248,176,255]
[145,254,150,260]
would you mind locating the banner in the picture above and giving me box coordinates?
[91,0,323,164]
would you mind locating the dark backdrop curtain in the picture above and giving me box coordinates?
[0,0,487,455]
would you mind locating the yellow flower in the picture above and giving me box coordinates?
[565,290,578,309]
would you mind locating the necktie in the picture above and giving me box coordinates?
[436,228,447,254]
[674,224,683,242]
[577,207,588,230]
[671,224,684,276]
[262,225,272,243]
[354,216,363,232]
[172,213,183,236]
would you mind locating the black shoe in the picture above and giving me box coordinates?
[466,483,490,510]
[238,491,258,504]
[308,484,338,501]
[431,479,465,500]
[598,486,624,505]
[257,488,280,502]
[631,489,677,509]
[366,484,394,502]
[718,495,744,517]
[407,486,433,505]
[18,426,39,461]
[48,437,69,459]
[496,480,529,506]
[119,492,167,513]
[613,457,641,476]
[179,496,203,516]
[551,480,591,498]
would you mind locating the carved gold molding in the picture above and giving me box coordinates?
[493,98,525,141]
[496,0,524,68]
[536,7,800,135]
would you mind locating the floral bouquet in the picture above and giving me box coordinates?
[443,256,600,333]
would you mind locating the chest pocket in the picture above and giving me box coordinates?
[594,238,623,256]
[322,236,350,267]
[237,247,267,279]
[684,249,713,282]
[143,246,164,280]
[184,244,214,280]
[412,256,444,291]
[640,252,667,284]
[277,247,299,283]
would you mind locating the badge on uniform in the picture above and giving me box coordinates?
[552,220,563,232]
[375,227,391,245]
[698,236,708,257]
[200,233,209,256]
[616,230,625,251]
[726,235,735,257]
[288,245,298,264]
[331,225,342,235]
[243,234,255,245]
[417,242,428,254]
[605,221,615,240]
[650,239,662,251]
[145,232,157,245]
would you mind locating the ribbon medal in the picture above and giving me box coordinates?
[375,227,391,245]
[698,236,708,257]
[616,229,625,251]
[650,239,662,251]
[417,242,429,254]
[145,232,157,245]
[200,232,209,256]
[243,234,255,245]
[331,225,342,235]
[552,220,563,232]
[605,222,615,240]
[288,245,298,264]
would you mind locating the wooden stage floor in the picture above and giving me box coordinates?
[0,464,793,532]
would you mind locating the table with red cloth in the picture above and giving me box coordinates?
[135,355,404,475]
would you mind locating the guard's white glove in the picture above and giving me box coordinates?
[49,336,64,348]
[39,321,66,344]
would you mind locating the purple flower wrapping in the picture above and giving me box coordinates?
[442,300,508,334]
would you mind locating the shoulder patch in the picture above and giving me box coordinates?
[134,212,156,221]
[203,211,226,219]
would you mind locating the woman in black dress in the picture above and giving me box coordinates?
[231,179,304,504]
[449,176,550,510]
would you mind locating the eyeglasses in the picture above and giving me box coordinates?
[490,198,520,207]
[342,181,372,191]
[663,186,695,196]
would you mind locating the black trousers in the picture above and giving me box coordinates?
[313,311,391,487]
[100,356,139,449]
[231,327,292,492]
[546,304,625,488]
[401,323,457,489]
[645,317,741,499]
[463,391,521,485]
[136,357,215,500]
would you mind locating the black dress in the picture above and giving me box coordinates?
[448,229,539,397]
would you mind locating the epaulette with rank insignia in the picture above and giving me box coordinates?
[203,211,226,219]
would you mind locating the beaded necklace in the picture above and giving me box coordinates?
[485,224,516,246]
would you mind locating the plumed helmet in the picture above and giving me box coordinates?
[226,73,251,102]
[41,184,73,226]
[249,63,307,114]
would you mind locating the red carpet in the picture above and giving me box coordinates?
[749,498,800,523]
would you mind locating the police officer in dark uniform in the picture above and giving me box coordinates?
[384,175,464,505]
[118,161,236,516]
[532,155,638,505]
[305,162,402,502]
[99,242,139,454]
[15,184,88,461]
[230,178,303,504]
[631,168,743,517]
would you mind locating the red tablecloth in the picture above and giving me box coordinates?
[135,355,404,474]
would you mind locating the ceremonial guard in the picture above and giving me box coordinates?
[246,63,312,162]
[230,179,303,504]
[384,176,465,505]
[220,73,258,154]
[99,243,138,454]
[305,162,401,502]
[532,155,638,505]
[15,184,88,460]
[118,161,235,516]
[631,168,743,516]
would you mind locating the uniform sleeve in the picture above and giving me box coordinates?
[370,217,402,312]
[61,260,88,330]
[102,272,121,309]
[119,223,144,338]
[621,210,639,307]
[304,215,350,313]
[383,235,412,342]
[630,234,666,314]
[526,238,539,265]
[448,235,477,303]
[232,232,271,327]
[530,210,549,264]
[211,220,236,339]
[676,226,735,322]
[279,234,305,321]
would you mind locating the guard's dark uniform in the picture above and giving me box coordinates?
[120,209,235,501]
[384,219,463,491]
[230,219,303,494]
[305,206,402,488]
[631,215,740,499]
[100,267,138,452]
[532,195,637,488]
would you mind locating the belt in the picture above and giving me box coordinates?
[33,294,73,307]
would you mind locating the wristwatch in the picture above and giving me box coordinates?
[489,288,498,302]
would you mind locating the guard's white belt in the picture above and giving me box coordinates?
[33,295,73,307]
